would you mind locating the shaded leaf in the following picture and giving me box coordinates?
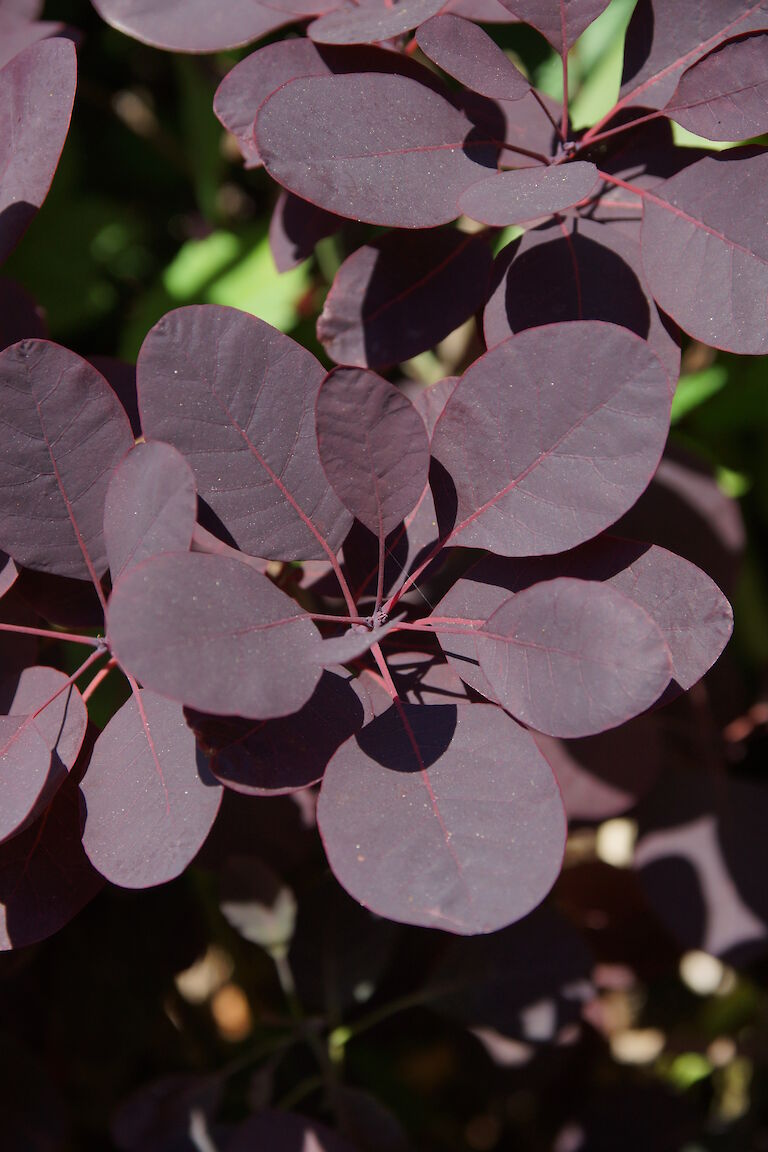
[270,191,344,273]
[317,367,430,539]
[308,0,446,45]
[0,38,76,263]
[416,14,530,101]
[318,703,565,933]
[257,72,497,228]
[111,1075,223,1152]
[641,148,768,353]
[90,0,294,52]
[104,441,197,582]
[188,668,365,795]
[0,340,134,579]
[500,0,611,54]
[0,279,45,350]
[476,577,672,737]
[0,551,17,599]
[107,553,322,718]
[431,321,672,556]
[81,690,222,889]
[138,306,351,561]
[318,230,492,370]
[229,1110,358,1152]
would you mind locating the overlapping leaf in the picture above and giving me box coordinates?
[318,703,566,933]
[270,192,343,273]
[257,73,497,228]
[499,0,610,53]
[0,279,45,350]
[107,553,322,718]
[318,229,492,369]
[81,690,222,888]
[416,14,530,101]
[665,32,768,141]
[137,305,351,560]
[316,368,430,540]
[104,441,197,582]
[430,321,672,556]
[229,1111,357,1152]
[475,577,672,738]
[459,162,600,226]
[0,340,134,579]
[641,149,768,354]
[308,0,446,45]
[0,38,77,264]
[90,0,294,52]
[0,665,87,841]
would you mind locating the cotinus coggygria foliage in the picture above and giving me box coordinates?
[3,0,765,960]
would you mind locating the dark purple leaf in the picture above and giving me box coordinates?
[465,87,560,164]
[111,1075,223,1152]
[432,905,595,1041]
[409,377,458,440]
[107,553,322,718]
[0,38,77,264]
[475,578,672,737]
[533,713,663,822]
[218,856,296,950]
[0,13,72,72]
[665,32,768,141]
[309,622,396,666]
[459,162,600,226]
[0,767,104,950]
[214,39,447,170]
[0,551,17,599]
[500,0,611,53]
[88,355,140,438]
[333,1086,411,1152]
[0,664,87,840]
[431,321,672,556]
[188,667,365,795]
[620,0,768,112]
[416,14,530,101]
[81,690,222,888]
[0,279,45,350]
[14,567,104,628]
[104,441,197,582]
[0,0,44,17]
[483,214,681,382]
[444,0,519,20]
[270,191,344,273]
[0,340,134,580]
[229,1110,358,1152]
[138,306,352,561]
[318,230,492,369]
[257,73,497,228]
[90,0,295,52]
[318,702,566,934]
[317,367,430,539]
[308,0,446,45]
[641,148,768,354]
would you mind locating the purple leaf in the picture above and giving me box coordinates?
[257,73,497,228]
[444,0,519,20]
[409,377,459,440]
[0,664,87,840]
[476,577,672,738]
[459,162,600,226]
[137,305,351,561]
[466,87,560,164]
[317,367,430,539]
[483,214,681,383]
[318,702,566,933]
[308,0,447,45]
[500,0,611,53]
[81,690,222,889]
[0,279,46,350]
[620,0,768,112]
[665,32,768,141]
[111,1075,223,1152]
[534,713,663,822]
[0,767,104,950]
[0,38,77,264]
[430,321,672,556]
[0,551,18,599]
[432,905,594,1042]
[90,0,295,52]
[641,149,768,354]
[188,667,365,795]
[416,14,530,101]
[0,340,134,580]
[14,568,104,628]
[270,191,344,273]
[107,553,322,718]
[318,230,492,370]
[88,355,140,438]
[308,622,396,666]
[104,441,197,582]
[0,12,72,73]
[229,1111,358,1152]
[0,1,45,17]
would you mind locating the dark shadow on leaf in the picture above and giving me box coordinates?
[356,702,456,772]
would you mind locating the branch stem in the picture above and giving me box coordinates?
[0,622,102,647]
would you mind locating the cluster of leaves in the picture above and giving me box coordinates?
[1,1,768,1149]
